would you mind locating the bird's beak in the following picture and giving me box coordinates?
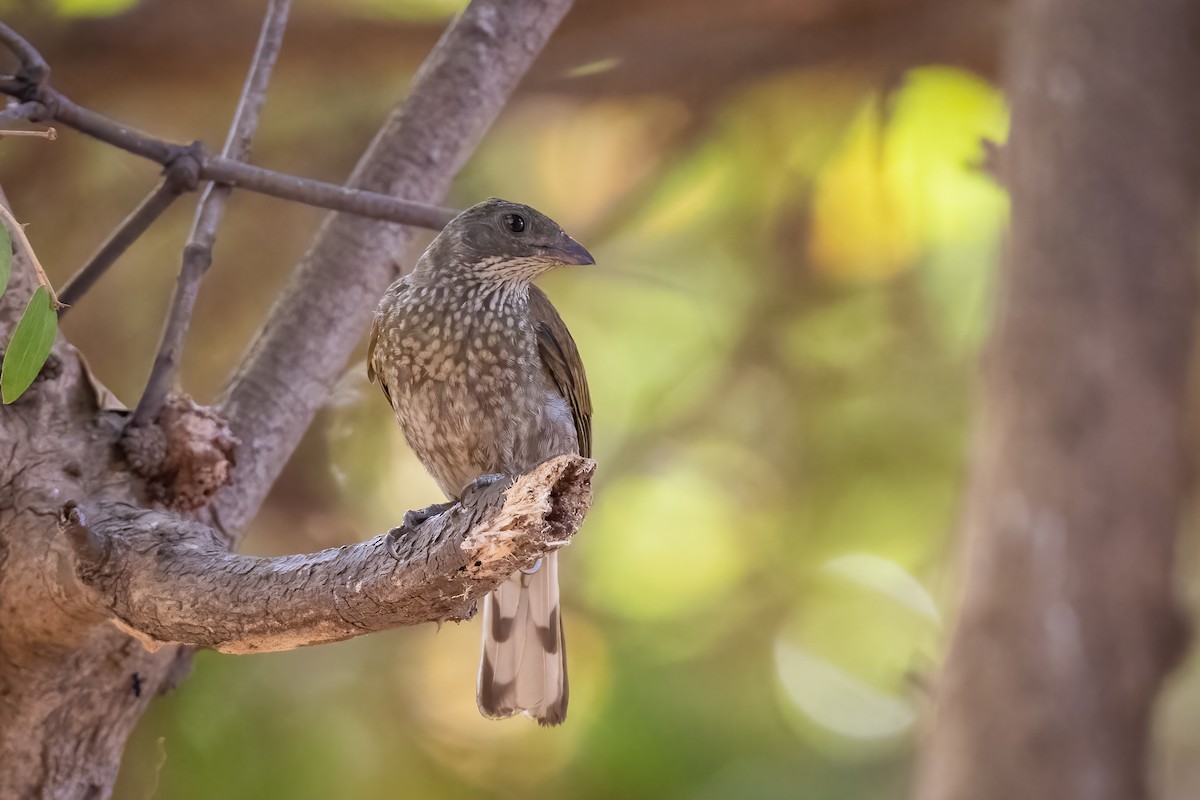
[551,234,596,266]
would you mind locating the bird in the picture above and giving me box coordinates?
[367,197,593,726]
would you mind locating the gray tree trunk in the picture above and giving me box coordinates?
[915,0,1200,798]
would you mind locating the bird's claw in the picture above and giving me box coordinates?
[458,473,512,530]
[405,501,455,529]
[460,473,509,506]
[385,500,455,560]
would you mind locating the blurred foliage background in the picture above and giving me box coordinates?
[3,0,1198,798]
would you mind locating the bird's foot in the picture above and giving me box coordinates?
[460,473,508,505]
[459,473,512,529]
[385,500,455,560]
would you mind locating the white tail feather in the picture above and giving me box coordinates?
[477,551,567,725]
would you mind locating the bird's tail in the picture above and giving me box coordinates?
[477,551,568,726]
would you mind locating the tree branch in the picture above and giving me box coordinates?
[63,456,593,654]
[0,21,48,84]
[0,24,456,231]
[132,0,291,428]
[201,158,457,229]
[0,100,43,125]
[210,0,578,541]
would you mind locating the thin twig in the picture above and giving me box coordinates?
[35,88,178,162]
[0,127,55,139]
[57,176,189,311]
[201,158,457,228]
[0,55,456,229]
[0,202,61,308]
[132,0,292,428]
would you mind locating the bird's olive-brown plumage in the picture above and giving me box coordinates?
[368,198,592,725]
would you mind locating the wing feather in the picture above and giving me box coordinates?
[366,311,392,406]
[528,285,592,458]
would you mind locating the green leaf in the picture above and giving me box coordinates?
[0,223,10,301]
[2,286,57,403]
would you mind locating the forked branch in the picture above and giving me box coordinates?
[133,0,291,427]
[57,171,193,310]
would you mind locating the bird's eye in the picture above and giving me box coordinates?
[504,214,526,233]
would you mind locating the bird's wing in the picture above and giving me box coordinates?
[366,311,392,406]
[528,285,592,458]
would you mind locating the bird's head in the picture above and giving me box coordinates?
[416,198,594,285]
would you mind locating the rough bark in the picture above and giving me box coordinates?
[63,455,592,655]
[0,347,176,800]
[0,1,581,797]
[0,365,589,799]
[915,1,1200,799]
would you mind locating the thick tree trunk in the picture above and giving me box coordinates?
[0,351,173,800]
[0,1,582,797]
[915,1,1200,798]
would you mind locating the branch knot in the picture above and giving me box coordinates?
[58,500,108,564]
[163,142,204,193]
[121,395,238,511]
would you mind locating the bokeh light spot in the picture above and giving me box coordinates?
[579,469,749,622]
[402,612,609,790]
[51,0,137,17]
[774,641,915,740]
[564,58,623,79]
[810,67,1008,282]
[774,555,939,746]
[822,553,941,624]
